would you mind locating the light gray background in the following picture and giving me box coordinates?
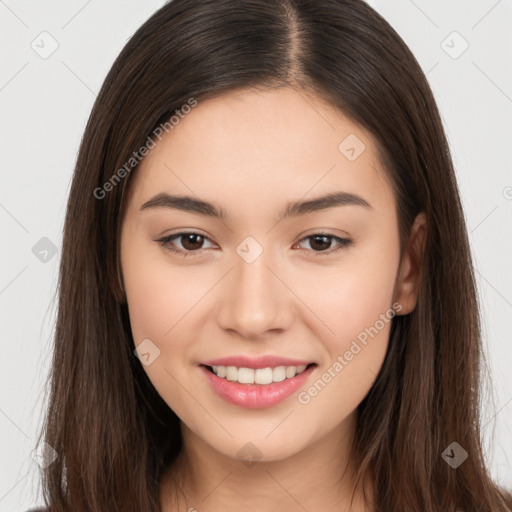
[1,1,511,510]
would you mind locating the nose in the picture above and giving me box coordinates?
[215,250,294,339]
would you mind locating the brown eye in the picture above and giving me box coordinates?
[156,232,216,256]
[180,233,206,251]
[308,235,333,251]
[156,231,352,258]
[296,233,352,256]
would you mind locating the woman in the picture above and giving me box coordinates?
[32,0,512,510]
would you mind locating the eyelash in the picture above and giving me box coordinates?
[156,232,353,258]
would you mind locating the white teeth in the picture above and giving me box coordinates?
[209,364,310,385]
[255,367,273,384]
[285,366,296,378]
[226,366,238,381]
[238,367,255,384]
[273,366,286,382]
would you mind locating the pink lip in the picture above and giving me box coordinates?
[201,355,314,369]
[199,363,317,409]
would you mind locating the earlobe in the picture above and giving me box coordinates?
[393,212,427,315]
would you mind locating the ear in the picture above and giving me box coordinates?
[393,211,427,315]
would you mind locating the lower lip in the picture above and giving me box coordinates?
[199,364,316,409]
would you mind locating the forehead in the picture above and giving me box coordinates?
[124,86,395,220]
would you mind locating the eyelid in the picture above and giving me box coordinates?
[155,231,352,257]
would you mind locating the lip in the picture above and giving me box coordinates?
[200,355,315,369]
[200,363,317,409]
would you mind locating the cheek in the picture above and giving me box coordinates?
[293,240,399,350]
[295,263,397,421]
[289,232,399,412]
[122,251,203,414]
[122,248,216,400]
[122,247,208,344]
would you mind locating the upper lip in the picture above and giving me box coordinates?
[201,355,315,369]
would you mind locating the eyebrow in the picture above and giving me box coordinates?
[140,190,372,222]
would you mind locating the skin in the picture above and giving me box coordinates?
[119,85,426,512]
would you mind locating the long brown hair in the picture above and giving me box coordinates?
[37,0,512,510]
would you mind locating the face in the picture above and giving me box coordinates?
[119,85,425,463]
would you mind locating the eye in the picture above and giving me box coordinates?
[156,231,352,257]
[294,233,353,256]
[156,232,216,257]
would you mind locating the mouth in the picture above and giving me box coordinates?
[199,362,318,409]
